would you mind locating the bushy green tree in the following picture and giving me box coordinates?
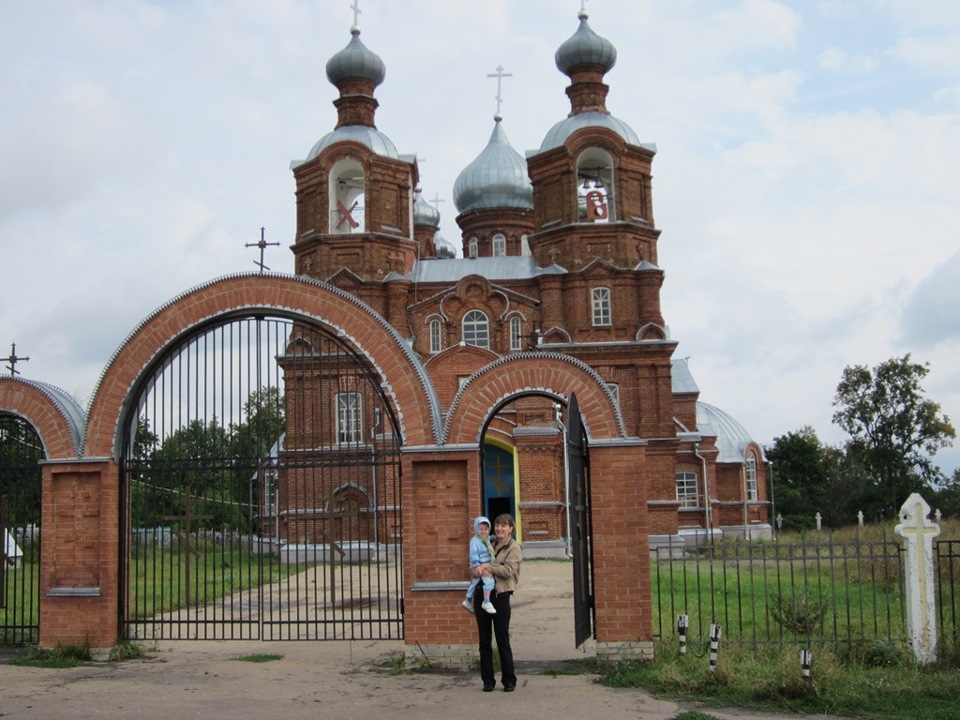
[832,355,955,516]
[767,426,828,530]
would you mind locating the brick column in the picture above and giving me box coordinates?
[401,446,482,668]
[39,458,120,649]
[589,441,654,661]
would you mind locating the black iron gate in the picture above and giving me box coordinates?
[0,414,43,645]
[120,315,403,640]
[567,393,594,648]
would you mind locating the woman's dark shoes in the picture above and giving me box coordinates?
[503,683,516,692]
[483,682,495,692]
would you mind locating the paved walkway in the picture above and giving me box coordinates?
[0,560,847,720]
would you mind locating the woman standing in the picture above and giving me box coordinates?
[472,513,522,692]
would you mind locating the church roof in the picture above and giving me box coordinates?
[555,10,617,76]
[413,189,441,228]
[325,27,386,87]
[295,125,400,167]
[398,256,565,283]
[538,112,649,152]
[671,357,700,395]
[697,401,765,464]
[453,118,534,213]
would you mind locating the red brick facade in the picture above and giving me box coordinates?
[1,12,770,661]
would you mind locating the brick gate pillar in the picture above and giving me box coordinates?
[589,441,654,661]
[401,446,482,667]
[39,458,120,649]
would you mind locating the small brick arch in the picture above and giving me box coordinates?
[84,273,442,459]
[0,377,83,459]
[443,353,625,445]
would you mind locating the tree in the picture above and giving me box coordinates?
[832,354,956,516]
[766,426,828,530]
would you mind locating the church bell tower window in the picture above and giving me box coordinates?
[577,148,614,223]
[329,158,366,234]
[492,233,506,257]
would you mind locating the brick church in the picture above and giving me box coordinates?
[283,7,771,552]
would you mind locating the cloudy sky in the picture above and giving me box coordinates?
[2,0,959,477]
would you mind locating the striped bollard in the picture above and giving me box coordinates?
[708,623,721,673]
[801,650,813,682]
[677,614,689,656]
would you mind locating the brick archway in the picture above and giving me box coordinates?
[443,352,625,445]
[84,273,442,459]
[0,377,83,459]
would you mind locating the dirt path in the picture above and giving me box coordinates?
[0,560,840,720]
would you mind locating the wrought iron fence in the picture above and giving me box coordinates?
[652,535,907,651]
[0,414,43,645]
[937,539,960,657]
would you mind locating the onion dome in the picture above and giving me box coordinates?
[453,117,533,214]
[325,26,386,87]
[540,112,641,152]
[413,188,441,228]
[435,231,457,259]
[555,9,617,77]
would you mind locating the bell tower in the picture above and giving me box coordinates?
[526,9,661,273]
[290,21,418,283]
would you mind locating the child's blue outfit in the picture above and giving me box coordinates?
[464,516,497,613]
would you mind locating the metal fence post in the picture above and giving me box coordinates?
[894,492,940,664]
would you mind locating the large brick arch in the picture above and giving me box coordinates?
[443,353,626,445]
[84,273,442,458]
[0,377,84,458]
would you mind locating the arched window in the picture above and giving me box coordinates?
[592,287,611,326]
[462,310,489,349]
[745,453,758,501]
[577,148,614,223]
[509,316,522,351]
[468,236,478,258]
[605,382,620,407]
[429,318,442,354]
[329,158,365,234]
[337,392,362,444]
[676,471,699,508]
[492,233,506,257]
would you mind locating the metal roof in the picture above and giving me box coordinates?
[696,401,765,464]
[405,256,566,283]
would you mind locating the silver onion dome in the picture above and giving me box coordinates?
[555,10,617,76]
[453,117,533,214]
[413,188,441,228]
[325,27,386,87]
[435,231,457,259]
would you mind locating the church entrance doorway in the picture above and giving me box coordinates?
[119,314,403,641]
[478,391,595,648]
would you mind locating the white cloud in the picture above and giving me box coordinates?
[818,47,880,74]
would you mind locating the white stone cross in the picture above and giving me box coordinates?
[815,512,822,531]
[895,493,940,664]
[857,510,864,527]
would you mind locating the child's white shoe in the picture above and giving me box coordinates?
[461,600,475,613]
[482,601,497,615]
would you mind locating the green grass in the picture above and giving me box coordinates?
[595,642,960,720]
[7,642,91,668]
[127,546,307,617]
[231,653,284,663]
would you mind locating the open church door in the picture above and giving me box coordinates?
[567,393,594,648]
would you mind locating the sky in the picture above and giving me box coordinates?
[2,0,959,478]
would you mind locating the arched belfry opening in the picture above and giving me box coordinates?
[118,313,404,641]
[329,157,366,234]
[577,147,614,223]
